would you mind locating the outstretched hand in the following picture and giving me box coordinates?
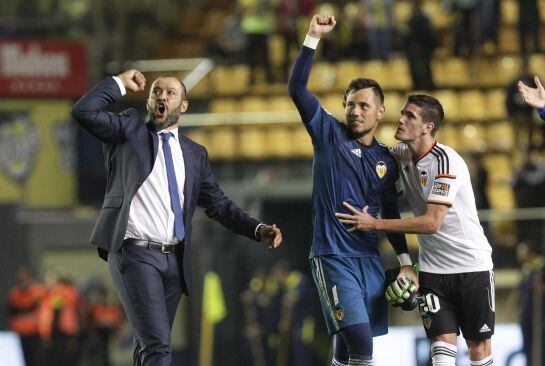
[335,202,377,232]
[518,76,545,109]
[308,14,337,38]
[117,69,146,93]
[259,224,282,250]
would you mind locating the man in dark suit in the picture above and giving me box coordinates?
[72,69,283,366]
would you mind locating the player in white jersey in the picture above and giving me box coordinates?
[336,94,495,366]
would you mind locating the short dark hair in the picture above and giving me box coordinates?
[343,78,384,105]
[406,94,444,135]
[154,74,187,99]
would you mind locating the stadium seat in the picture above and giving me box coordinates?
[423,1,450,29]
[386,59,412,90]
[458,90,487,121]
[210,65,249,95]
[383,92,404,122]
[239,126,267,159]
[498,25,520,53]
[486,121,515,151]
[321,93,344,116]
[209,98,239,114]
[393,1,412,24]
[269,34,285,67]
[529,54,545,77]
[494,56,522,85]
[268,96,295,112]
[376,124,398,147]
[458,123,486,152]
[265,126,293,158]
[184,128,208,147]
[487,184,515,209]
[207,127,237,160]
[240,96,268,112]
[485,89,507,120]
[360,61,389,89]
[474,58,496,87]
[432,90,460,121]
[437,58,471,87]
[291,125,314,158]
[501,0,518,25]
[483,154,512,183]
[435,126,460,150]
[308,62,336,93]
[336,61,362,91]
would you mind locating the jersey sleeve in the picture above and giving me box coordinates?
[381,154,402,204]
[305,106,342,148]
[427,154,462,207]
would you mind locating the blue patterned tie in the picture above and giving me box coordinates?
[161,132,185,241]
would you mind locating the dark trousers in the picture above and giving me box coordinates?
[108,242,182,366]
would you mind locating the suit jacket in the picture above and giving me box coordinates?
[72,77,262,294]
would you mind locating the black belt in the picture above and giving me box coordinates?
[124,238,181,254]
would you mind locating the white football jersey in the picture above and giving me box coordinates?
[391,141,493,274]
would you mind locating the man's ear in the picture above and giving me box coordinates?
[377,104,385,120]
[180,100,189,113]
[425,121,435,134]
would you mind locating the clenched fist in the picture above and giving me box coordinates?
[117,69,146,93]
[308,14,337,38]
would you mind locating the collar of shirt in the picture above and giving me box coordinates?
[157,128,180,142]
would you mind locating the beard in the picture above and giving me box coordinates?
[148,102,183,130]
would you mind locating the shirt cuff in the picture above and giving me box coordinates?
[112,76,127,96]
[397,253,412,267]
[303,34,320,50]
[255,223,266,240]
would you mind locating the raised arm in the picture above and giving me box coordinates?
[71,69,146,143]
[288,14,336,123]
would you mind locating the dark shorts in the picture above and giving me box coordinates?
[418,270,495,340]
[310,255,388,336]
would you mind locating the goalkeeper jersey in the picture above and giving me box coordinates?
[391,141,493,274]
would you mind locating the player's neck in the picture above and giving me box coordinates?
[356,133,375,146]
[408,137,436,162]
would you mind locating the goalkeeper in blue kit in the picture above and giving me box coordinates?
[288,14,418,366]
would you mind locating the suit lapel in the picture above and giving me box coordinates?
[178,131,194,221]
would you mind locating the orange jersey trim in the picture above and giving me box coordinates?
[427,200,452,207]
[414,141,437,163]
[435,174,457,179]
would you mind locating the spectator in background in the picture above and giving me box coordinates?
[275,0,315,81]
[449,0,480,57]
[85,284,124,366]
[479,0,500,52]
[467,153,492,240]
[364,0,394,60]
[518,0,541,56]
[517,242,545,366]
[39,269,82,366]
[207,10,247,65]
[402,0,436,90]
[239,0,276,84]
[8,266,48,366]
[506,59,539,147]
[513,149,545,250]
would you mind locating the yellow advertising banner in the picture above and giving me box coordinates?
[0,100,75,206]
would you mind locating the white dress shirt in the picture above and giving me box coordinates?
[113,76,186,244]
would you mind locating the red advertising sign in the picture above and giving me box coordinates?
[0,40,87,98]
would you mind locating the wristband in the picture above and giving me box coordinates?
[303,34,320,50]
[397,253,412,267]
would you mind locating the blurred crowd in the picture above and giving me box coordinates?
[7,266,124,366]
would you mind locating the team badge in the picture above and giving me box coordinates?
[420,171,428,185]
[376,161,387,179]
[335,307,345,321]
[422,315,432,330]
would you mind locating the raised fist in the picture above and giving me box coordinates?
[308,14,336,38]
[117,69,146,93]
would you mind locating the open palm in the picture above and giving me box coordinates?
[518,76,545,109]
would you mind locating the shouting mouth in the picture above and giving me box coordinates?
[157,102,166,116]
